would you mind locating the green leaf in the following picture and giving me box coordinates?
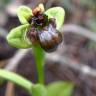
[32,84,47,96]
[17,6,32,24]
[7,24,32,48]
[32,45,45,84]
[0,69,33,94]
[45,7,65,30]
[47,81,74,96]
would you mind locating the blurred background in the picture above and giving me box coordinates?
[0,0,96,96]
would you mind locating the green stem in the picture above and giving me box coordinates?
[36,59,44,84]
[32,45,45,84]
[0,69,33,95]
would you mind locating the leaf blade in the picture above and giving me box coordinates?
[0,69,33,94]
[47,81,74,96]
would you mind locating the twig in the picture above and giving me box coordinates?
[0,27,7,38]
[61,24,96,42]
[46,53,96,77]
[57,0,77,13]
[5,82,15,96]
[5,49,30,71]
[45,0,55,9]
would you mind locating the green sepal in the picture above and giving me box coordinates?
[17,6,32,24]
[7,24,32,48]
[45,7,65,30]
[47,81,74,96]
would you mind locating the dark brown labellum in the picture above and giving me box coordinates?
[37,23,62,52]
[27,11,62,52]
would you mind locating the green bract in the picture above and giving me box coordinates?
[32,84,47,96]
[47,81,74,96]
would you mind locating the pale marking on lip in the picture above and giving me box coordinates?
[39,32,52,42]
[49,25,58,36]
[39,24,58,42]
